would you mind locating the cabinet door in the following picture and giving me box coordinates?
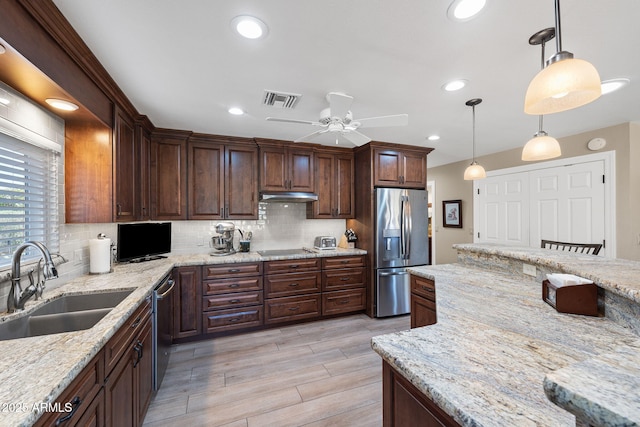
[260,146,288,191]
[411,295,437,328]
[226,145,258,218]
[105,345,135,427]
[335,154,354,217]
[188,141,224,219]
[136,319,154,427]
[402,151,427,188]
[311,152,335,218]
[114,107,137,221]
[137,125,151,221]
[150,133,188,220]
[374,149,402,186]
[173,266,202,339]
[288,148,314,192]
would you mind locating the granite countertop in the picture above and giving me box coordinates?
[0,247,364,427]
[372,263,640,426]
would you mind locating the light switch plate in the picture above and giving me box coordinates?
[523,263,536,277]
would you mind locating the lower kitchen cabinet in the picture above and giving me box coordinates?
[265,293,322,324]
[383,361,460,427]
[321,256,366,316]
[410,275,437,329]
[173,266,202,339]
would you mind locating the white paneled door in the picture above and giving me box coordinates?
[475,157,607,255]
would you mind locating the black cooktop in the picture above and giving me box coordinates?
[257,248,312,256]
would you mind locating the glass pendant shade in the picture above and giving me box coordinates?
[522,132,561,161]
[524,55,601,115]
[464,162,486,180]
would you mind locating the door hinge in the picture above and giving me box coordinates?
[602,174,605,184]
[477,188,480,195]
[477,232,480,238]
[603,239,606,248]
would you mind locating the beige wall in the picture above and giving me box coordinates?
[428,122,640,264]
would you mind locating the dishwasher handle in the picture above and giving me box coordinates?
[156,277,175,300]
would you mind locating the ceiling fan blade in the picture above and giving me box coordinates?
[294,129,328,143]
[354,114,408,128]
[341,130,371,146]
[327,92,353,119]
[266,117,321,126]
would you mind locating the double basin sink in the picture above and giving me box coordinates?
[0,290,133,341]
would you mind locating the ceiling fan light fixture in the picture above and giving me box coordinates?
[45,98,78,111]
[447,0,487,21]
[522,132,561,161]
[601,78,630,95]
[231,15,268,39]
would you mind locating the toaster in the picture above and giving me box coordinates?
[314,236,336,250]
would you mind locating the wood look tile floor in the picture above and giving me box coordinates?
[143,314,410,427]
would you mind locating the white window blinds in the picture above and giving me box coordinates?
[0,128,60,266]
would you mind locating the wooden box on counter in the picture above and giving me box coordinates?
[542,279,598,316]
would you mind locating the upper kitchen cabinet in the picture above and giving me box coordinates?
[308,147,355,219]
[373,145,430,189]
[135,116,153,221]
[113,107,137,222]
[256,139,314,193]
[150,129,190,220]
[187,134,258,220]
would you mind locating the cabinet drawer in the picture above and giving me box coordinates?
[263,258,320,274]
[265,272,321,298]
[203,262,262,279]
[265,294,321,324]
[411,275,436,302]
[322,255,365,270]
[411,294,437,328]
[105,297,152,374]
[203,291,263,311]
[322,289,366,316]
[203,276,263,295]
[35,350,104,427]
[322,267,365,291]
[203,306,263,333]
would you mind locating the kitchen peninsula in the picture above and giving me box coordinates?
[372,244,640,426]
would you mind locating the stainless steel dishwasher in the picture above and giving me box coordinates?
[153,273,175,391]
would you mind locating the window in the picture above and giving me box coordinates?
[0,120,60,266]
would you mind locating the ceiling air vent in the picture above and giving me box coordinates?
[262,90,301,109]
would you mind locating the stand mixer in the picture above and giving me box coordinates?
[210,222,236,256]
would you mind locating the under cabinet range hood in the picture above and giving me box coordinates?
[259,192,318,203]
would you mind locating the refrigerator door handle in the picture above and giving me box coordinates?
[400,194,412,260]
[378,271,409,277]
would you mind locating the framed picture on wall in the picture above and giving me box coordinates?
[443,200,462,228]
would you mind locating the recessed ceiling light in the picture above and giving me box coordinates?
[447,0,487,21]
[442,79,467,92]
[228,107,244,115]
[45,98,79,111]
[231,15,269,39]
[427,135,440,141]
[601,78,630,95]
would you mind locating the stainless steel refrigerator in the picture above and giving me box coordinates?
[375,188,429,317]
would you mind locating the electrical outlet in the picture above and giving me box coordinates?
[73,249,83,266]
[522,263,536,277]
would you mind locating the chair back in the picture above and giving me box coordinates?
[541,240,603,255]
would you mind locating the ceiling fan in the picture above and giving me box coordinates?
[266,92,408,146]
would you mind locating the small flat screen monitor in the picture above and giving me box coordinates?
[117,222,171,262]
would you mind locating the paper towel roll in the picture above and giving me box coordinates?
[90,237,111,274]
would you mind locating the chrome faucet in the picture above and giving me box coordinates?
[7,241,58,312]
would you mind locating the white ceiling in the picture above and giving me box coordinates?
[51,0,640,167]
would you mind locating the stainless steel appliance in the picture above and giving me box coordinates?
[152,273,175,391]
[210,222,236,256]
[375,188,429,317]
[314,236,336,250]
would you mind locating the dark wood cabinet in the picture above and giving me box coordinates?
[256,139,314,192]
[321,256,366,316]
[173,266,202,339]
[113,106,137,221]
[188,134,258,220]
[201,262,264,335]
[150,129,190,220]
[373,147,427,189]
[135,116,153,221]
[308,148,355,219]
[410,275,437,328]
[383,361,460,427]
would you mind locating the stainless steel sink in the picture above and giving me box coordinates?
[0,290,133,341]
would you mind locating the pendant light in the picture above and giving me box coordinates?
[463,98,486,180]
[524,0,601,115]
[522,28,562,161]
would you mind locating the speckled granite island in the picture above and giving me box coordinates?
[371,244,640,427]
[0,248,364,427]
